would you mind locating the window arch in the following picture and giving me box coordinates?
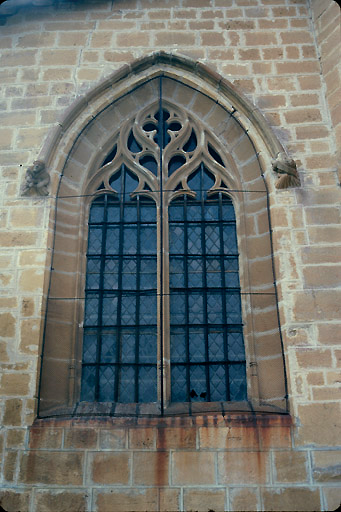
[38,64,288,417]
[81,96,247,410]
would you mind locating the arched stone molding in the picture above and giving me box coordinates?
[38,54,289,417]
[35,52,299,196]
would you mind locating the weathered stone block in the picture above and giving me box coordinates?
[229,487,260,512]
[296,403,341,446]
[94,488,158,512]
[89,452,130,484]
[99,429,127,449]
[33,490,88,512]
[172,452,215,485]
[262,487,321,512]
[157,427,196,450]
[0,490,31,512]
[199,425,258,450]
[0,373,31,396]
[20,318,40,354]
[312,450,341,482]
[133,452,169,486]
[64,428,97,449]
[29,427,63,449]
[129,428,155,449]
[218,452,269,484]
[3,399,22,426]
[6,428,26,448]
[19,451,84,485]
[183,488,226,512]
[274,451,308,483]
[159,488,180,512]
[0,312,15,337]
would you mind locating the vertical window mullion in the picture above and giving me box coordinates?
[94,194,108,402]
[219,192,230,401]
[200,163,211,402]
[135,196,141,402]
[114,164,126,402]
[183,195,190,402]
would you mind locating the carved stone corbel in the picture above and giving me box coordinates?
[21,160,50,196]
[271,152,301,189]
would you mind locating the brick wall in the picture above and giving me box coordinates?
[0,1,340,511]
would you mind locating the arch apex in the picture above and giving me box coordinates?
[31,51,300,194]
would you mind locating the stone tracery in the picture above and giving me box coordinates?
[92,102,231,206]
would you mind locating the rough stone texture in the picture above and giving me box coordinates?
[33,490,88,512]
[0,0,340,510]
[262,487,321,512]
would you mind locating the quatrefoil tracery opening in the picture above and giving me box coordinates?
[97,102,232,204]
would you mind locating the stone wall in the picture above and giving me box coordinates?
[310,0,341,182]
[0,1,340,511]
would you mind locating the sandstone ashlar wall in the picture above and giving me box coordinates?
[0,1,340,511]
[310,0,341,182]
[0,414,332,512]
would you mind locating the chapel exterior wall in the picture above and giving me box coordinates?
[0,1,340,511]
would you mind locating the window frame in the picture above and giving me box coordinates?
[38,70,289,418]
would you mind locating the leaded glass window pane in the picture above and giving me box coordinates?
[169,165,246,403]
[81,107,247,407]
[81,165,157,403]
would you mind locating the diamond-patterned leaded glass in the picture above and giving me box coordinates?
[169,164,246,404]
[81,105,247,408]
[81,168,157,403]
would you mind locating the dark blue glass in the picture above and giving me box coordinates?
[82,333,97,363]
[140,226,156,254]
[169,203,183,221]
[81,366,96,401]
[229,363,247,401]
[187,226,202,254]
[139,329,157,363]
[189,328,205,362]
[89,204,104,223]
[140,258,157,290]
[101,333,117,363]
[171,365,187,402]
[105,227,119,254]
[210,365,226,401]
[121,331,135,362]
[170,328,186,363]
[139,366,157,402]
[170,166,246,404]
[121,296,136,325]
[104,259,119,290]
[123,226,137,255]
[99,366,115,402]
[208,330,225,361]
[188,293,204,324]
[190,365,206,402]
[102,295,118,326]
[119,366,135,403]
[88,228,102,254]
[170,292,186,324]
[170,257,185,288]
[121,259,136,289]
[84,295,99,326]
[169,225,184,254]
[139,295,157,325]
[188,258,202,288]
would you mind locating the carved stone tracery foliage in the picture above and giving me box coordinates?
[92,101,231,202]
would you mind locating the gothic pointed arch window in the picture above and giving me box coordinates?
[39,64,289,417]
[80,98,247,408]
